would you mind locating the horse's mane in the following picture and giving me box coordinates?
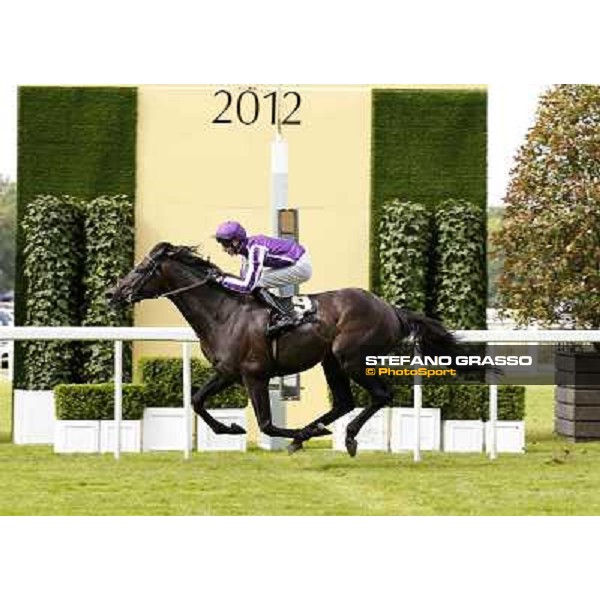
[169,245,222,278]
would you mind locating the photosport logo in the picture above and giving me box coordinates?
[360,344,572,385]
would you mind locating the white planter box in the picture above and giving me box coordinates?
[259,390,288,451]
[485,421,525,454]
[197,409,247,452]
[54,420,100,453]
[443,421,484,453]
[333,408,390,451]
[390,408,441,452]
[100,420,142,453]
[143,408,187,451]
[13,389,55,444]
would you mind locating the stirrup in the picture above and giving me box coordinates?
[266,317,297,338]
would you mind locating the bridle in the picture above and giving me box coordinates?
[127,249,217,303]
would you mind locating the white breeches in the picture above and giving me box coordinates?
[257,252,312,289]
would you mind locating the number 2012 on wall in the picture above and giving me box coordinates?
[212,89,302,126]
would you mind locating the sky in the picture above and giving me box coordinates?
[0,84,549,205]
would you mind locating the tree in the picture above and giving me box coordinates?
[495,85,600,330]
[0,175,16,292]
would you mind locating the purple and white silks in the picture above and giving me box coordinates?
[220,235,310,294]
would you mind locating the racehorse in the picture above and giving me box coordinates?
[107,242,461,456]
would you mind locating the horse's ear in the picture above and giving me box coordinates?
[151,242,173,258]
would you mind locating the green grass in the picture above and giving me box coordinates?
[1,381,599,515]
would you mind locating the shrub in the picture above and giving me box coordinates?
[54,384,146,420]
[443,385,486,420]
[15,86,137,389]
[330,381,525,421]
[370,89,487,292]
[488,386,526,421]
[82,195,135,382]
[21,195,84,389]
[433,199,487,329]
[378,199,432,310]
[138,357,248,409]
[495,85,600,331]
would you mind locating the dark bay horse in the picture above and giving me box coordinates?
[107,242,460,456]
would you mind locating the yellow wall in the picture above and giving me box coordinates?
[134,84,485,439]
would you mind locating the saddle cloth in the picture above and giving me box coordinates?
[268,294,317,334]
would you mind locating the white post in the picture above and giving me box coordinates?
[114,340,123,460]
[263,128,289,448]
[488,344,498,460]
[489,384,498,460]
[413,348,422,463]
[8,340,14,382]
[182,341,193,459]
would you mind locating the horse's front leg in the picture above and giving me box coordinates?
[192,373,246,435]
[244,374,331,440]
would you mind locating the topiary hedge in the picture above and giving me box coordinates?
[432,199,487,329]
[482,385,526,421]
[15,86,137,389]
[378,199,432,309]
[54,384,146,420]
[370,88,487,292]
[329,383,525,420]
[139,357,249,409]
[82,195,135,383]
[21,195,84,389]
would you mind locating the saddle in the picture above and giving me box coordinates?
[267,295,317,338]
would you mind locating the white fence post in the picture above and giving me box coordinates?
[413,347,422,463]
[489,384,498,460]
[114,340,123,460]
[182,341,193,459]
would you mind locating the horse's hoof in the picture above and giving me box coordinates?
[345,437,358,458]
[228,423,246,435]
[287,440,304,455]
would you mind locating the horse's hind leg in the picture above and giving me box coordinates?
[343,373,394,458]
[287,354,355,455]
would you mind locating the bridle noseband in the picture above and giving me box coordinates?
[127,249,217,303]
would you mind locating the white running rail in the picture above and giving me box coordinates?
[1,327,600,461]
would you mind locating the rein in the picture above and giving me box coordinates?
[156,275,212,299]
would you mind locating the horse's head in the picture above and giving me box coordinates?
[106,242,222,307]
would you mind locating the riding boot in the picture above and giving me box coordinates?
[253,288,297,336]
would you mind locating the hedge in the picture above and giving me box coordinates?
[378,199,431,308]
[432,199,487,329]
[139,357,249,409]
[82,195,135,383]
[15,86,137,388]
[54,384,146,420]
[482,386,526,421]
[21,195,84,389]
[330,383,525,421]
[370,88,487,291]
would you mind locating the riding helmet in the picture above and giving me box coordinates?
[215,221,247,242]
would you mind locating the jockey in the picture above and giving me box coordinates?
[214,220,312,331]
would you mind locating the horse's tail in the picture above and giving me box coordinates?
[394,307,460,357]
[394,307,493,376]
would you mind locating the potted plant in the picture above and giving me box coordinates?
[494,84,600,441]
[441,385,485,453]
[483,386,526,454]
[139,357,199,452]
[54,384,144,453]
[390,384,441,453]
[332,382,391,452]
[197,384,248,452]
[139,357,248,452]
